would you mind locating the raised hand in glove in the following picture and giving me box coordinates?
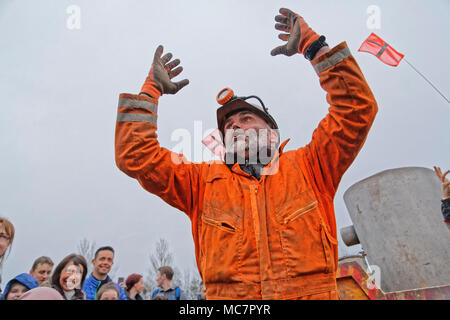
[270,8,320,57]
[434,166,450,200]
[140,45,189,99]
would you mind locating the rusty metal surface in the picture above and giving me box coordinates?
[337,261,384,300]
[385,285,450,300]
[337,277,370,300]
[343,167,450,293]
[338,261,450,300]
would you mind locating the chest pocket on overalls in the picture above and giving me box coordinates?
[275,189,337,277]
[202,172,239,232]
[200,172,242,283]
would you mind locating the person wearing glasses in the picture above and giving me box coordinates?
[0,217,14,296]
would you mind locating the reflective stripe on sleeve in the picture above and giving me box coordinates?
[313,47,351,74]
[117,113,157,124]
[118,98,158,114]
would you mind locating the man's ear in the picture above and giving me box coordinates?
[29,270,33,275]
[91,258,96,266]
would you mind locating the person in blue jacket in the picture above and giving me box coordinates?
[82,246,127,300]
[1,273,38,300]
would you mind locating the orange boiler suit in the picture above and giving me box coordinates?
[115,42,378,300]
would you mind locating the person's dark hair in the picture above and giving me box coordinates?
[31,256,54,271]
[94,246,115,259]
[158,266,174,281]
[96,282,120,300]
[51,254,88,293]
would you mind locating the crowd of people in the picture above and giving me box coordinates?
[0,236,206,300]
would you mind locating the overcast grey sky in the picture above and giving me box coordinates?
[1,0,449,287]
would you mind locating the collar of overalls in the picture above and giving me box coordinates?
[227,139,290,180]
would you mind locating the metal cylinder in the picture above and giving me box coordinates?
[340,225,360,247]
[343,167,450,292]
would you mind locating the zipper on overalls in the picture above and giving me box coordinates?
[249,183,260,255]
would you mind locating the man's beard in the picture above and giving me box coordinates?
[224,129,277,165]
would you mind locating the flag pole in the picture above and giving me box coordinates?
[403,58,450,104]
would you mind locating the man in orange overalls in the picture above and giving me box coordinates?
[115,8,378,299]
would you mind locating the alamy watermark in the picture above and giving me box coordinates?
[366,5,381,30]
[66,5,81,30]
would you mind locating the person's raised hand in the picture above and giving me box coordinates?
[270,8,320,57]
[433,166,450,200]
[141,45,189,99]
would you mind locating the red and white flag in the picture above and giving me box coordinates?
[202,129,226,158]
[358,33,404,66]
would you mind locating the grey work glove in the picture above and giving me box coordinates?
[140,45,189,98]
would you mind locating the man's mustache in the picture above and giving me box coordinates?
[226,129,262,140]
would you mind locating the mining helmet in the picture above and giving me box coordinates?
[216,88,278,134]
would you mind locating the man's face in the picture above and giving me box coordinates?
[92,250,114,277]
[30,263,53,285]
[156,271,165,287]
[223,111,278,164]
